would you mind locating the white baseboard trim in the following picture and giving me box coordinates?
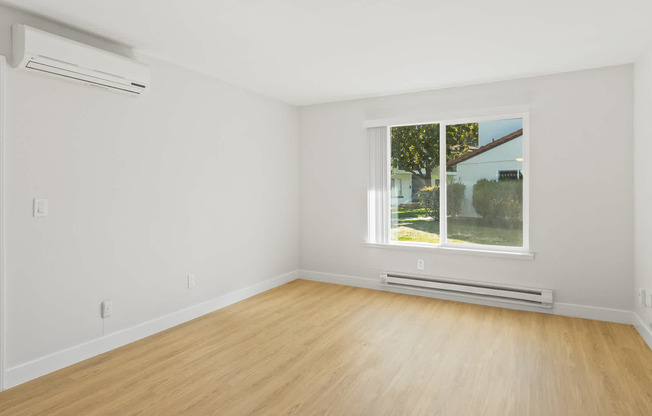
[552,303,633,324]
[4,270,298,389]
[633,313,652,350]
[299,270,634,325]
[300,270,379,290]
[4,269,648,389]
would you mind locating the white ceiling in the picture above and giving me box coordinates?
[2,0,652,105]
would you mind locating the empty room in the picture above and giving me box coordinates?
[0,1,651,415]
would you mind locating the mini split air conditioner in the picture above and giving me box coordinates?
[11,24,150,95]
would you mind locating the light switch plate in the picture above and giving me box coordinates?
[33,198,48,217]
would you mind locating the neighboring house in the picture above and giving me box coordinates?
[392,119,523,211]
[447,128,524,218]
[391,168,413,204]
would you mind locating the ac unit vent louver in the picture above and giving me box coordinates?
[381,272,553,308]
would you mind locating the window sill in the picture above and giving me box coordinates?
[364,242,535,261]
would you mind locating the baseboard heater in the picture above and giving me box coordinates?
[380,272,553,308]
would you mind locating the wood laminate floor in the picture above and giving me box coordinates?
[0,279,651,415]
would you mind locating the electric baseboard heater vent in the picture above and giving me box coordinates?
[380,272,553,308]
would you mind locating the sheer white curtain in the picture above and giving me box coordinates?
[367,126,389,244]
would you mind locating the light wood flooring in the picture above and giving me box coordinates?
[0,279,651,415]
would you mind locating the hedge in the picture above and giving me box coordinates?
[472,179,522,227]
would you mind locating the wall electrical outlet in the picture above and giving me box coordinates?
[101,300,112,318]
[417,259,424,270]
[640,288,647,306]
[188,274,196,289]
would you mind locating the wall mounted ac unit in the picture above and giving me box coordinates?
[11,24,150,95]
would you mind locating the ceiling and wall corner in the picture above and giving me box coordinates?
[0,0,651,105]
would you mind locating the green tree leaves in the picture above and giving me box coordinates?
[390,122,478,186]
[391,124,440,186]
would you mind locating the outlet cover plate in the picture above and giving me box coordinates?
[101,300,112,318]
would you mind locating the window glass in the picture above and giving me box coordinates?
[373,115,527,251]
[446,118,524,247]
[390,123,440,243]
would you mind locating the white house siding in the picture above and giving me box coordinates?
[390,170,413,204]
[452,136,523,217]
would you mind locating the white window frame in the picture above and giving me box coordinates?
[367,111,532,259]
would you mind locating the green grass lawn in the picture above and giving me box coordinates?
[391,206,522,247]
[394,206,429,219]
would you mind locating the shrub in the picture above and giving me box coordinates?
[472,179,522,227]
[417,181,467,221]
[447,179,466,218]
[418,186,440,221]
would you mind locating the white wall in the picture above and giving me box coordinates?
[0,5,299,368]
[300,65,633,313]
[634,46,652,335]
